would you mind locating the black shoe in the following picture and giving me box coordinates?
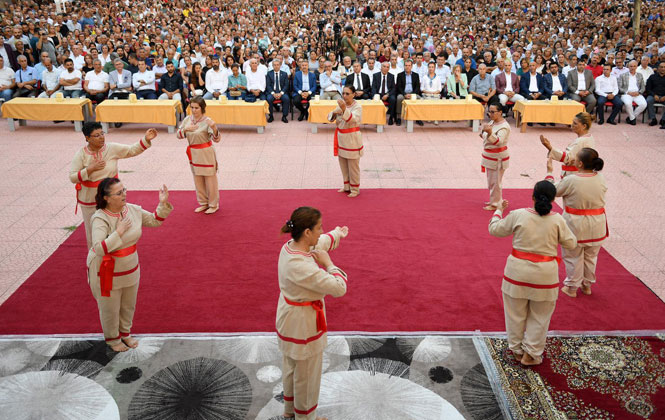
[282,116,288,123]
[53,120,64,124]
[388,117,394,125]
[630,118,636,126]
[549,123,555,126]
[649,118,658,126]
[660,125,665,129]
[267,115,274,123]
[114,122,123,128]
[396,118,402,126]
[607,119,617,125]
[598,119,604,125]
[416,120,424,126]
[538,123,546,126]
[527,123,533,127]
[298,113,305,121]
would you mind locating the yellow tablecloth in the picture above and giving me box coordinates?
[401,99,485,121]
[95,99,183,126]
[513,100,584,125]
[1,98,92,121]
[308,100,387,125]
[192,100,269,127]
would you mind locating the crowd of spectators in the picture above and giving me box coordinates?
[0,0,664,126]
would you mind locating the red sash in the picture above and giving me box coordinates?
[186,141,214,167]
[333,127,361,156]
[562,165,578,172]
[483,146,508,153]
[283,296,327,333]
[75,172,118,214]
[99,244,137,297]
[565,206,605,216]
[511,248,561,264]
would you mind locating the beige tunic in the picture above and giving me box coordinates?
[87,202,173,293]
[177,115,220,177]
[328,101,363,159]
[549,134,595,178]
[276,228,348,360]
[489,208,577,301]
[548,172,608,246]
[69,139,152,207]
[481,120,510,171]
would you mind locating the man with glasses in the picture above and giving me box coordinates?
[69,122,159,248]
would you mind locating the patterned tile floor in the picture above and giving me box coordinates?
[0,117,664,305]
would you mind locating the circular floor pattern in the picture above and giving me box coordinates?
[108,338,164,366]
[410,337,453,364]
[318,370,466,419]
[216,336,281,364]
[460,363,503,420]
[257,365,282,383]
[349,357,410,378]
[0,371,120,420]
[127,357,253,420]
[42,358,104,379]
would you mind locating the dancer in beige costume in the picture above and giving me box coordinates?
[177,95,221,214]
[489,181,577,365]
[328,85,363,197]
[87,177,173,352]
[546,148,608,298]
[276,207,349,420]
[539,112,595,178]
[70,121,158,248]
[481,103,511,210]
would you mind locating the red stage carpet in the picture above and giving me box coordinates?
[1,189,664,335]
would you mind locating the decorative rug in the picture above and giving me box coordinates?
[485,335,665,419]
[0,335,501,420]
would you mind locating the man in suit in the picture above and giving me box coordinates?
[567,58,596,113]
[495,59,524,106]
[618,60,647,125]
[372,61,397,125]
[395,59,422,126]
[345,61,371,100]
[542,62,568,100]
[292,60,318,121]
[266,59,290,123]
[0,35,19,70]
[519,61,545,100]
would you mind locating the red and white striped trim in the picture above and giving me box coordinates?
[338,145,364,152]
[331,272,347,283]
[101,240,108,255]
[482,155,510,162]
[139,138,148,150]
[559,151,566,162]
[77,170,84,182]
[276,330,325,345]
[294,404,318,415]
[283,395,294,402]
[154,212,165,221]
[325,233,335,251]
[284,243,312,257]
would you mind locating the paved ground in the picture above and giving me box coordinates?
[1,114,664,307]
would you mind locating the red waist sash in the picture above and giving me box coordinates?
[283,296,327,333]
[334,127,361,156]
[99,244,137,297]
[562,165,578,172]
[186,141,214,167]
[511,248,561,264]
[484,146,508,153]
[75,172,118,213]
[565,206,605,216]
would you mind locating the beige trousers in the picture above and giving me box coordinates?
[321,91,341,100]
[81,205,97,250]
[193,174,219,209]
[282,351,324,420]
[91,281,139,346]
[563,245,601,290]
[338,157,360,193]
[503,293,556,363]
[486,168,505,207]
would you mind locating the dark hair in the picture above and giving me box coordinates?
[533,181,556,216]
[574,112,593,130]
[577,147,604,171]
[64,58,73,65]
[83,122,103,137]
[96,177,121,209]
[280,207,321,240]
[190,95,206,113]
[344,85,356,93]
[489,102,504,113]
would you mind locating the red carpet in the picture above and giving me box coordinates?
[1,189,664,335]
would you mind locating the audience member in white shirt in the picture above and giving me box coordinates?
[84,59,110,103]
[0,56,16,102]
[245,58,267,102]
[38,57,61,98]
[203,56,229,99]
[59,58,83,98]
[132,60,157,99]
[594,64,622,124]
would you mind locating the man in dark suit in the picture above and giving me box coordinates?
[0,35,18,70]
[542,62,568,100]
[266,59,290,123]
[519,61,545,100]
[372,61,397,125]
[345,61,371,100]
[292,60,318,121]
[395,59,422,126]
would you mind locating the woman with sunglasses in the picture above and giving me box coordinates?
[328,85,363,198]
[87,177,173,352]
[480,103,511,210]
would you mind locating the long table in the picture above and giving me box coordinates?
[1,98,92,131]
[513,99,585,132]
[400,99,485,132]
[307,99,388,133]
[95,99,183,133]
[195,100,269,133]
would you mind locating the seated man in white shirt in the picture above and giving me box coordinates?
[245,58,267,102]
[362,57,380,78]
[0,56,15,102]
[203,56,228,99]
[319,60,342,100]
[84,59,109,103]
[618,60,647,125]
[594,64,622,125]
[132,60,157,99]
[152,56,167,85]
[38,57,61,98]
[59,58,83,98]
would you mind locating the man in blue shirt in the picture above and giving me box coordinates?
[13,54,36,97]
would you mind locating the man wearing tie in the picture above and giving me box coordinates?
[345,61,371,100]
[293,60,318,121]
[372,62,397,125]
[266,59,290,123]
[395,59,423,126]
